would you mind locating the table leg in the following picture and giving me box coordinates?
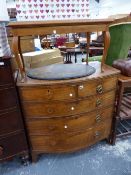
[101,30,110,72]
[75,52,77,63]
[12,36,25,79]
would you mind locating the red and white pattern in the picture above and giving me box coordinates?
[16,0,90,21]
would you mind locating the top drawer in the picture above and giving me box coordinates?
[78,76,117,97]
[0,59,13,86]
[19,76,117,102]
[19,85,76,101]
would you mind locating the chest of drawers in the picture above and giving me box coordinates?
[17,63,120,162]
[0,57,28,162]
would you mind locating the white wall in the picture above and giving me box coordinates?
[6,0,16,8]
[89,0,100,18]
[98,0,131,18]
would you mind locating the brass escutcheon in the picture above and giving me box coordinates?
[96,99,102,107]
[94,131,101,138]
[96,84,103,94]
[96,115,102,123]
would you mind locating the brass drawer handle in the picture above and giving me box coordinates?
[94,131,101,138]
[96,84,103,94]
[79,85,84,90]
[0,146,4,156]
[96,99,102,107]
[96,115,102,123]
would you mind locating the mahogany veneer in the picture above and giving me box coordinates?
[0,57,28,162]
[17,63,120,161]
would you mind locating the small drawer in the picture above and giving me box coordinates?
[0,110,24,136]
[0,59,13,86]
[27,106,113,135]
[78,76,117,97]
[0,87,18,111]
[0,132,28,160]
[23,90,116,118]
[30,120,111,153]
[19,85,76,101]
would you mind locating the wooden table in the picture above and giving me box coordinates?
[8,19,113,79]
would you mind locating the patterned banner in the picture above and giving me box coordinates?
[16,0,90,21]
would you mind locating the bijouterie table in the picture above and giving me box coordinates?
[17,62,119,161]
[8,19,120,162]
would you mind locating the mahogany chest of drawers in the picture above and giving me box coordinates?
[0,57,28,162]
[17,63,120,162]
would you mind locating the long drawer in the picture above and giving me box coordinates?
[30,120,112,153]
[27,106,114,135]
[0,110,24,136]
[19,85,76,101]
[0,132,28,160]
[19,76,117,102]
[0,87,18,111]
[22,90,116,118]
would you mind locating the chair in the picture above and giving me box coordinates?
[105,20,131,144]
[106,23,131,66]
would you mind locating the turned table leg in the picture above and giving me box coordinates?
[101,30,110,72]
[12,36,25,79]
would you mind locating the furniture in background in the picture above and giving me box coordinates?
[114,75,131,142]
[8,36,35,53]
[105,16,131,144]
[22,48,63,69]
[0,57,28,163]
[106,17,131,66]
[59,42,80,63]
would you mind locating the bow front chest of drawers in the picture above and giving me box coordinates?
[0,57,28,162]
[17,63,120,162]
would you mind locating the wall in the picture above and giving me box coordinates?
[98,0,131,18]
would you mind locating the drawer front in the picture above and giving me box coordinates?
[0,87,18,111]
[0,110,24,136]
[0,132,27,160]
[19,85,76,101]
[23,90,116,118]
[78,76,117,97]
[27,106,114,135]
[30,120,112,153]
[0,59,13,86]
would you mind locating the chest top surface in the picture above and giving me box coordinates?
[17,62,120,87]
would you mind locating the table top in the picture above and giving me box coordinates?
[8,19,114,28]
[17,62,120,86]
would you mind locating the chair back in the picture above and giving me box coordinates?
[106,23,131,66]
